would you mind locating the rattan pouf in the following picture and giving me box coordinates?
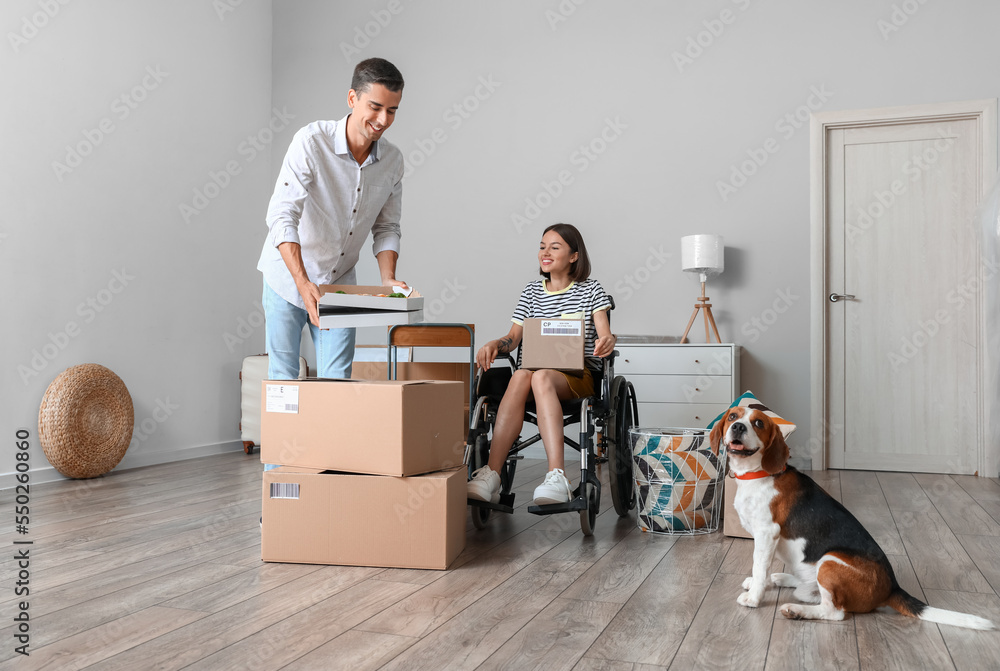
[38,364,134,479]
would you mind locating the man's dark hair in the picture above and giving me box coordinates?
[540,223,592,282]
[351,58,404,94]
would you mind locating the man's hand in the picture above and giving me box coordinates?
[297,280,323,327]
[381,276,409,291]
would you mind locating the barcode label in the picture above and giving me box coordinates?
[265,384,299,414]
[270,482,300,499]
[541,320,581,336]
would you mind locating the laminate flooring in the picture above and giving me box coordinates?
[2,453,999,670]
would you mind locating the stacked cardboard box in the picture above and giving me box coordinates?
[260,378,467,569]
[351,345,472,434]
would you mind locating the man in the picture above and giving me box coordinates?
[257,57,406,385]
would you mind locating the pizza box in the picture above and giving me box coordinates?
[318,307,423,329]
[317,284,424,329]
[318,285,424,311]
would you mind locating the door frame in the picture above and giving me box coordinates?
[809,99,997,473]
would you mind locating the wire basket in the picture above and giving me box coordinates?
[630,427,727,535]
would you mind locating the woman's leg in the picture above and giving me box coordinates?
[486,369,533,473]
[530,370,576,471]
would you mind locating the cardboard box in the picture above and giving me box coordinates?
[520,318,585,372]
[262,466,466,569]
[352,359,471,424]
[723,477,752,538]
[317,284,424,329]
[353,361,470,401]
[260,378,464,476]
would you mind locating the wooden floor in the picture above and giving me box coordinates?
[1,453,999,670]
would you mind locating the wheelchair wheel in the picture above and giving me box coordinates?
[579,480,599,536]
[607,377,638,517]
[471,503,490,529]
[469,433,492,530]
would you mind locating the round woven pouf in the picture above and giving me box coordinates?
[38,364,134,479]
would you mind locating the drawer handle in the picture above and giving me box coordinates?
[694,359,700,363]
[694,415,701,420]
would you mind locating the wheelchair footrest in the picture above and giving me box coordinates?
[527,495,587,516]
[467,497,514,515]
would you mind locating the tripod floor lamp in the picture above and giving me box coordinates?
[680,234,724,344]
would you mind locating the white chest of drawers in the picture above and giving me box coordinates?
[614,342,741,430]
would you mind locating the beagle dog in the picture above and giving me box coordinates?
[710,406,995,630]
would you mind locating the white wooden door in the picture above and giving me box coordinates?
[813,101,996,474]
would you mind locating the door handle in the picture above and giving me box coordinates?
[829,293,856,302]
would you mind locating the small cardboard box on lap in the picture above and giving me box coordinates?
[260,378,465,476]
[262,466,466,570]
[520,318,585,373]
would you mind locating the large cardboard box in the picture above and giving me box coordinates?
[352,360,470,405]
[723,477,752,538]
[520,318,585,372]
[260,378,464,476]
[262,466,466,569]
[352,352,471,431]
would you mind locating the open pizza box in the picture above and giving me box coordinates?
[317,284,424,328]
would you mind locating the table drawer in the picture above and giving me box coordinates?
[628,374,733,404]
[635,402,730,430]
[616,345,733,376]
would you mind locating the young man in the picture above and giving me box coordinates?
[257,57,407,388]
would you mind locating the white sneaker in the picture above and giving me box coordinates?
[468,466,501,503]
[533,469,572,505]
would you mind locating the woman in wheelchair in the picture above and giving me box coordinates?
[467,223,617,506]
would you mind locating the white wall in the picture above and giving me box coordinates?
[3,1,273,484]
[270,0,1000,467]
[4,0,999,485]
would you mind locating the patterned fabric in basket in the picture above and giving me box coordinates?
[632,431,724,533]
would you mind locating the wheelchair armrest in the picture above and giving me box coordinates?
[595,355,613,410]
[476,365,513,399]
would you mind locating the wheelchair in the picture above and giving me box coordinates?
[464,299,639,536]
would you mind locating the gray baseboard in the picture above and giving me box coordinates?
[0,440,245,490]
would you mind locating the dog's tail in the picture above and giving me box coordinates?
[886,588,995,630]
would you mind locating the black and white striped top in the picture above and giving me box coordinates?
[511,279,611,370]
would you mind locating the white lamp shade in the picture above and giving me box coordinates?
[681,234,724,275]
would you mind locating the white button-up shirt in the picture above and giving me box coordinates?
[257,115,403,309]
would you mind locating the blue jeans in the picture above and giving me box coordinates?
[262,278,356,470]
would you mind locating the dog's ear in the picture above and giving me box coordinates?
[709,416,726,456]
[760,425,790,475]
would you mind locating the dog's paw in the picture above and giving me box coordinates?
[742,577,753,591]
[780,603,803,620]
[738,592,760,608]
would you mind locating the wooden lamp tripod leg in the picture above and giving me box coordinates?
[705,304,722,343]
[680,304,701,344]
